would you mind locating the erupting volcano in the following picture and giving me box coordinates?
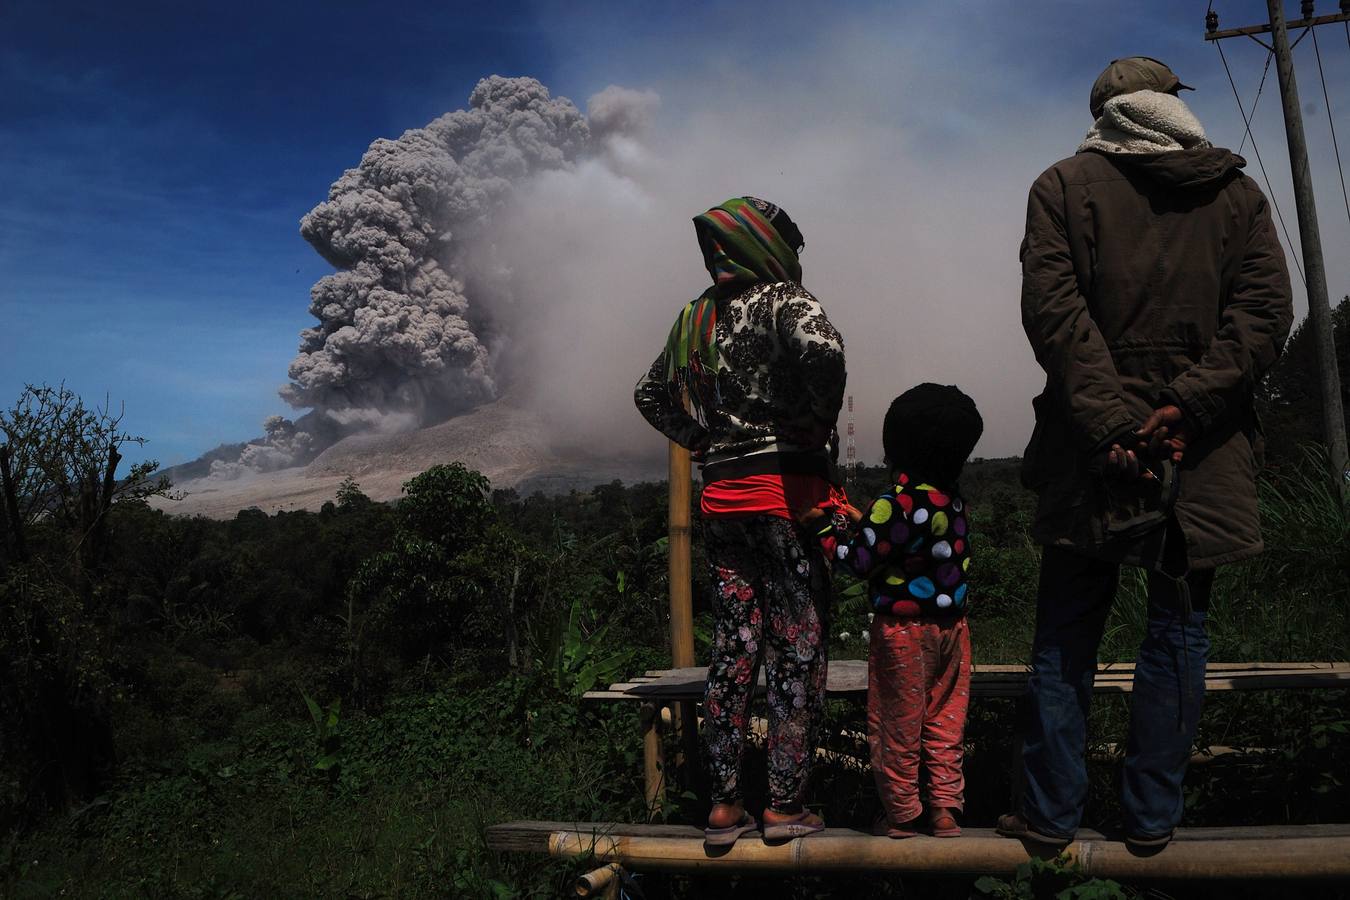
[163,76,664,515]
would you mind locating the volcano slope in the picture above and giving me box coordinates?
[158,401,661,518]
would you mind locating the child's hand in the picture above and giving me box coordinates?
[844,504,864,524]
[797,506,828,526]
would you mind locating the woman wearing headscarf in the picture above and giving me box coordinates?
[635,197,847,844]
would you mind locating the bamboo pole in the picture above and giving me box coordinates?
[666,439,699,777]
[640,439,695,820]
[546,827,1350,880]
[668,440,695,668]
[640,702,665,818]
[574,862,622,897]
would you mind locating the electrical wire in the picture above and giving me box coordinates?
[1314,23,1350,228]
[1216,40,1308,283]
[1237,51,1274,157]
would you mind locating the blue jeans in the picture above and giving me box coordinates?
[1020,542,1214,838]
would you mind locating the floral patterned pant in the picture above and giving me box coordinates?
[701,515,831,812]
[868,614,971,824]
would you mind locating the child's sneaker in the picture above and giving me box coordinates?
[871,813,920,839]
[930,807,961,838]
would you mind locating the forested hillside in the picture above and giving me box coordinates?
[2,304,1348,897]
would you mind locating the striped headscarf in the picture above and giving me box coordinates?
[664,197,804,422]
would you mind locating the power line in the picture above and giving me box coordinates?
[1309,24,1350,229]
[1216,40,1308,284]
[1237,50,1274,157]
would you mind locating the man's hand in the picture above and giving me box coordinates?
[1104,443,1143,481]
[1137,404,1192,464]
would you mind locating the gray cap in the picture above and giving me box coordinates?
[1090,57,1194,119]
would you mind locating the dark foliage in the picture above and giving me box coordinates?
[1,382,1348,897]
[1258,295,1350,468]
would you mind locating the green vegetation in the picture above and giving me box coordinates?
[1257,297,1350,467]
[975,854,1128,900]
[2,339,1349,897]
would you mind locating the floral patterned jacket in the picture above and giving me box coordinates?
[634,282,846,480]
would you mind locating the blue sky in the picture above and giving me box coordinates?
[2,1,1347,466]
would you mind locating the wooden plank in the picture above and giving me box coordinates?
[487,821,705,854]
[488,819,1350,848]
[487,819,1350,851]
[1191,662,1350,671]
[1201,672,1350,691]
[602,661,1350,702]
[635,661,1349,679]
[487,821,1350,879]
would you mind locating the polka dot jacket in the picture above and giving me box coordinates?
[814,472,971,618]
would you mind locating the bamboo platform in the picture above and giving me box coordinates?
[513,451,1350,887]
[582,660,1350,702]
[486,821,1350,881]
[584,660,1350,815]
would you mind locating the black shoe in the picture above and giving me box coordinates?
[1125,829,1174,850]
[995,813,1073,847]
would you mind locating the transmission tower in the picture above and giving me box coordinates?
[846,395,857,492]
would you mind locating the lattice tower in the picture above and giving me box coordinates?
[846,395,857,491]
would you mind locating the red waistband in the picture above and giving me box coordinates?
[701,473,848,520]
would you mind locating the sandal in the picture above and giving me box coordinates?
[704,812,759,847]
[762,810,825,842]
[930,808,961,838]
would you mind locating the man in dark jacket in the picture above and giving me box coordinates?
[998,58,1293,848]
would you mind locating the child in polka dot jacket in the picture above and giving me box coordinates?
[806,383,984,839]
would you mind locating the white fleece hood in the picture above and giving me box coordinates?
[1078,90,1212,155]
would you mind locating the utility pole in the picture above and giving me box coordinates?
[1207,1,1350,500]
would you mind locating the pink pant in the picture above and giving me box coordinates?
[867,615,971,823]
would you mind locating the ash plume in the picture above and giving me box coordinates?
[207,415,316,480]
[185,75,657,479]
[286,75,593,423]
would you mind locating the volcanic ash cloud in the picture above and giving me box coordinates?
[169,75,658,485]
[283,75,601,426]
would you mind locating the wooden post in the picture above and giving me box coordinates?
[1265,0,1349,501]
[1009,695,1028,812]
[574,862,623,898]
[668,440,695,669]
[640,702,665,818]
[636,439,697,823]
[667,440,700,776]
